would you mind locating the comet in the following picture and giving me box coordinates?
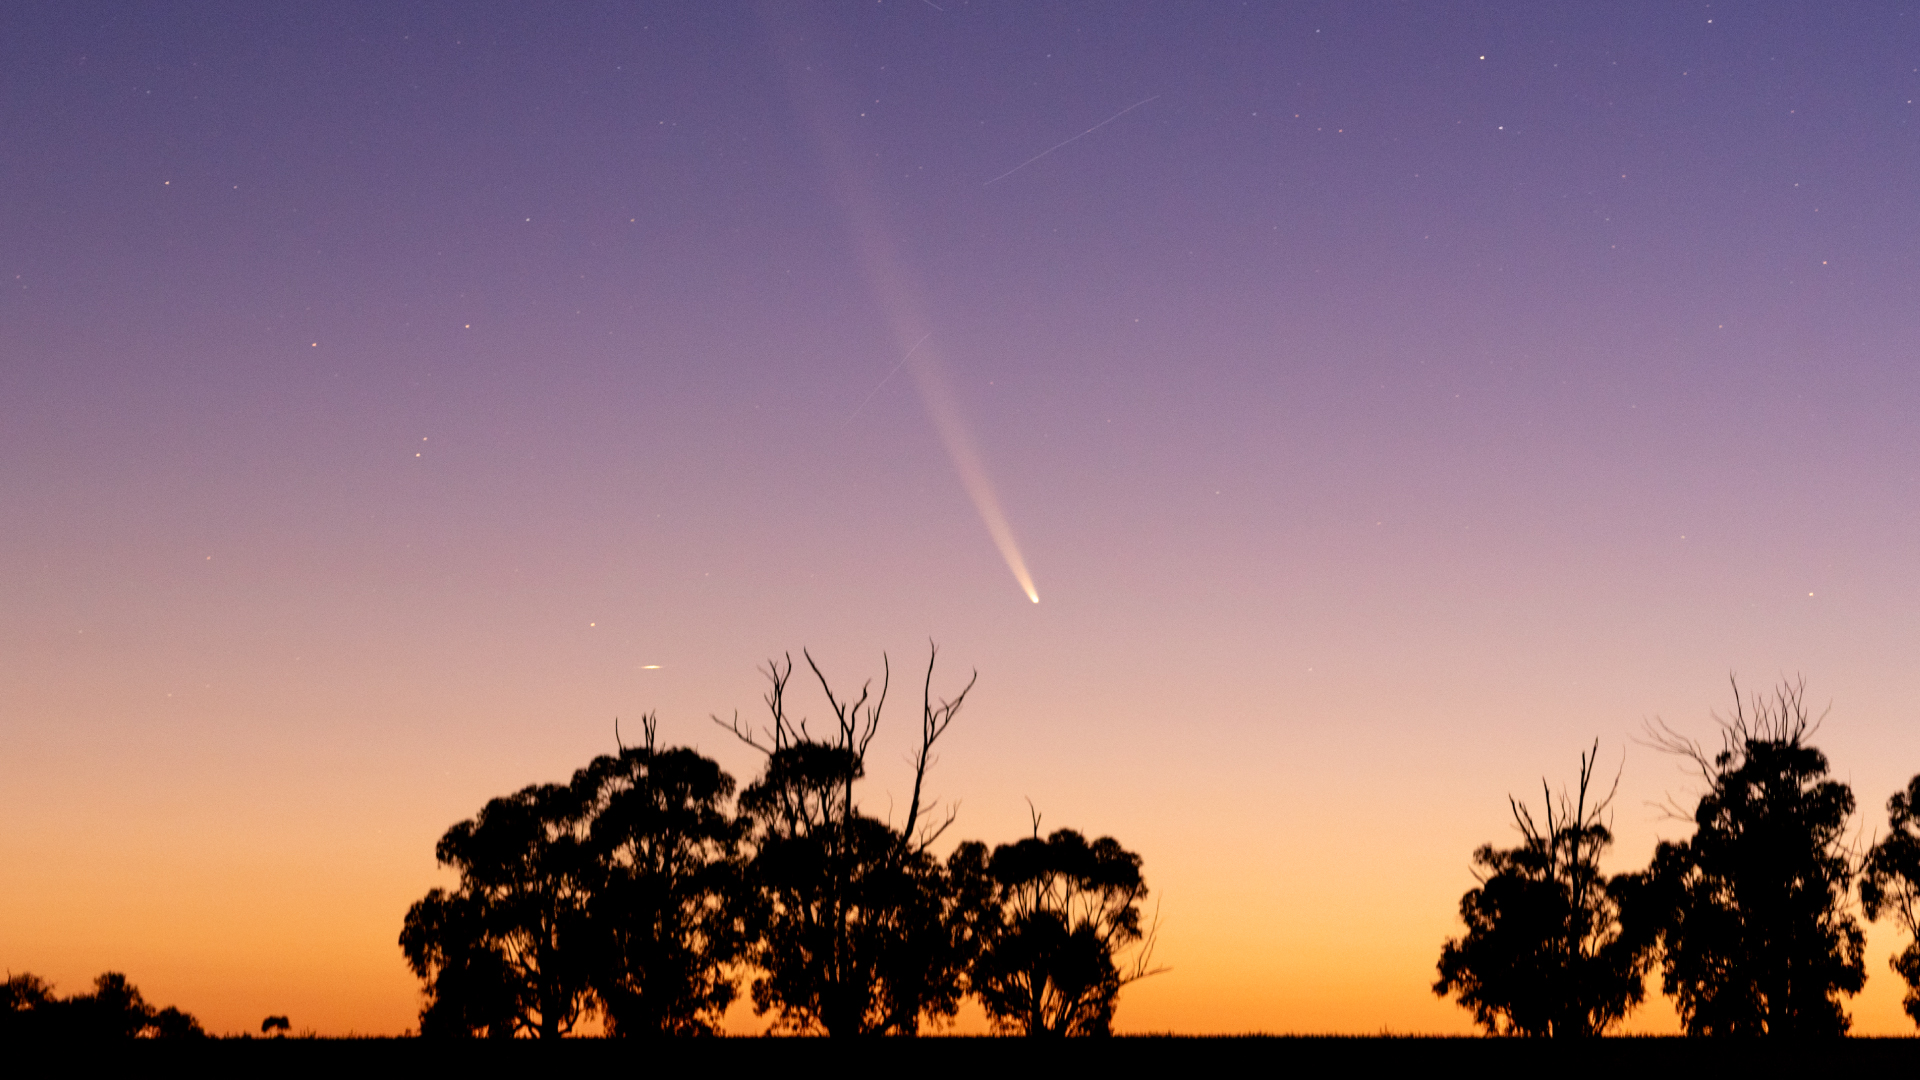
[772,29,1043,604]
[905,346,1041,604]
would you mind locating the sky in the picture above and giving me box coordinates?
[5,0,1920,1035]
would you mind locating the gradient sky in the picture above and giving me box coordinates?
[7,1,1920,1035]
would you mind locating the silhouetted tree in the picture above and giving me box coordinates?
[1,971,204,1039]
[57,972,154,1039]
[148,1006,207,1039]
[1620,678,1865,1036]
[1434,744,1650,1037]
[1,973,54,1040]
[572,715,745,1036]
[399,886,521,1037]
[1862,774,1920,1027]
[973,820,1162,1036]
[1,973,53,1011]
[720,646,987,1035]
[401,781,596,1038]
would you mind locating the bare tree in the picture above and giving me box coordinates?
[718,643,985,1035]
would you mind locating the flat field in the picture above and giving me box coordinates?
[52,1034,1920,1074]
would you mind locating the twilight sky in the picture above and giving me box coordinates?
[6,1,1920,1035]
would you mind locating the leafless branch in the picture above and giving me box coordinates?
[902,641,975,852]
[615,712,660,754]
[1638,674,1829,821]
[713,654,804,754]
[1121,897,1170,987]
[804,649,887,763]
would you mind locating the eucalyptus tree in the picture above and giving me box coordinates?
[1862,774,1920,1027]
[1434,744,1650,1036]
[574,715,745,1036]
[972,822,1162,1036]
[401,722,746,1039]
[1622,678,1864,1036]
[719,646,987,1035]
[1,972,204,1039]
[401,781,597,1038]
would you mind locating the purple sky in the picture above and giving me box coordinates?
[6,1,1920,1033]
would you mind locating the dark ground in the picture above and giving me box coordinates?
[43,1036,1920,1076]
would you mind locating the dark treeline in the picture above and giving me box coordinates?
[1,971,205,1040]
[1436,677,1920,1037]
[401,647,1161,1038]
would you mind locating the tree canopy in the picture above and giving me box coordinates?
[1862,775,1920,1026]
[401,779,597,1038]
[1434,745,1650,1037]
[1435,680,1896,1037]
[574,716,744,1036]
[1621,679,1865,1036]
[974,823,1162,1036]
[1,972,204,1040]
[397,646,1160,1038]
[401,716,747,1039]
[723,648,986,1035]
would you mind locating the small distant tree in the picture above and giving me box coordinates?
[1435,743,1650,1036]
[573,715,745,1036]
[1862,775,1920,1027]
[1622,678,1865,1036]
[401,782,596,1038]
[972,820,1162,1036]
[721,646,988,1035]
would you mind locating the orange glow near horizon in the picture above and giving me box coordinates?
[10,3,1920,1040]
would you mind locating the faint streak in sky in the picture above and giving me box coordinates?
[845,332,932,426]
[908,349,1041,603]
[983,95,1160,186]
[774,18,1041,603]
